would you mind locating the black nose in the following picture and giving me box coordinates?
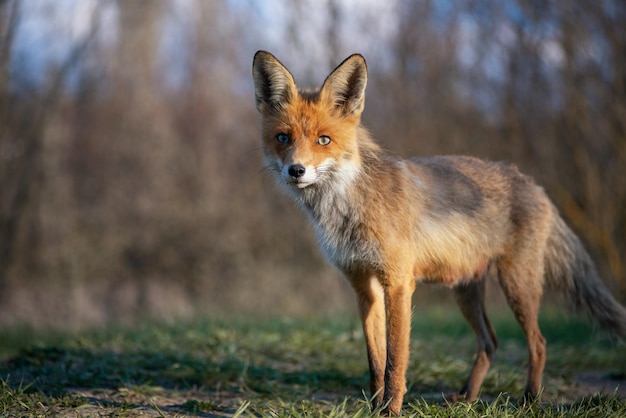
[288,164,306,178]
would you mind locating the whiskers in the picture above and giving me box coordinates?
[315,163,335,177]
[257,165,279,178]
[251,145,281,180]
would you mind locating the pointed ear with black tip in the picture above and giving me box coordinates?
[320,54,367,117]
[252,51,298,114]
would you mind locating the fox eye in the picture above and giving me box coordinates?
[276,133,290,144]
[317,135,331,146]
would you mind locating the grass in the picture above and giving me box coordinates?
[0,307,624,417]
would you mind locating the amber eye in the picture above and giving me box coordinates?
[276,133,290,144]
[317,135,331,146]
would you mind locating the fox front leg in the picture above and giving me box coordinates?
[382,280,415,415]
[350,272,387,408]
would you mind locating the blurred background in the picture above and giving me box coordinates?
[1,0,624,329]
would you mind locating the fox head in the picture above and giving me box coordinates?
[252,51,367,193]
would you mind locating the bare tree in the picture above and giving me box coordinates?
[0,1,98,305]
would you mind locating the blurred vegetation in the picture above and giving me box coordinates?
[0,0,625,328]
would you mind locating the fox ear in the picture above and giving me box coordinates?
[252,51,298,114]
[321,54,367,117]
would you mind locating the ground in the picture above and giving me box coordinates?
[1,309,624,417]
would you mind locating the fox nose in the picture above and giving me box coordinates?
[288,164,306,178]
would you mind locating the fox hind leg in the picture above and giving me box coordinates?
[452,277,498,401]
[497,256,547,400]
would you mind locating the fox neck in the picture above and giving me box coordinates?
[298,171,359,223]
[292,142,385,271]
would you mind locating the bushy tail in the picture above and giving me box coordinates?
[544,208,626,338]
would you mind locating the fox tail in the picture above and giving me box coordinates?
[544,207,626,338]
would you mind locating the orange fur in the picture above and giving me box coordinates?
[252,51,626,415]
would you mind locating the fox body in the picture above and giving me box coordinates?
[252,51,626,415]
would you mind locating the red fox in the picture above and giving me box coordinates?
[252,50,626,415]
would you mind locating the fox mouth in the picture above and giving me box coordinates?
[287,178,315,188]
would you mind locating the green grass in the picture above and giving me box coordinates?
[0,308,624,417]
